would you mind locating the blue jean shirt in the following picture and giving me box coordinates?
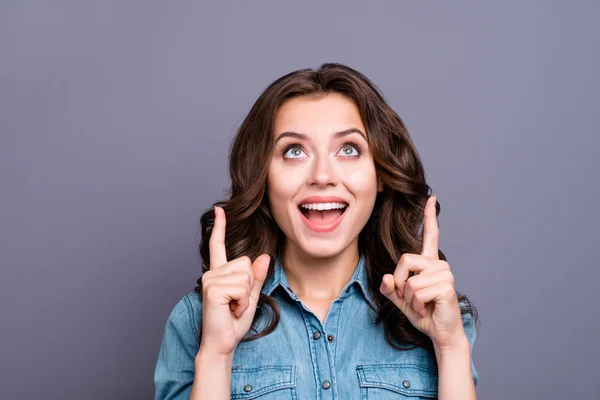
[155,255,479,399]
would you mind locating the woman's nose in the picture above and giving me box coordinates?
[308,153,339,187]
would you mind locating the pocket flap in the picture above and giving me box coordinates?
[356,363,438,397]
[231,365,296,399]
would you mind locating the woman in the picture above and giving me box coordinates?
[154,63,479,400]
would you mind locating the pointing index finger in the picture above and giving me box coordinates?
[421,195,439,259]
[209,206,228,269]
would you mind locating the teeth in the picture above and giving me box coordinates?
[299,202,348,210]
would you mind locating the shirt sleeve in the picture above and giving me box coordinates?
[461,310,479,387]
[154,294,201,400]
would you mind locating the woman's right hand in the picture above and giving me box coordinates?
[199,205,271,358]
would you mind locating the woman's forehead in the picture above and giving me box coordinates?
[273,94,365,138]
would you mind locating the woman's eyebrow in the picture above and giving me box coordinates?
[274,128,367,144]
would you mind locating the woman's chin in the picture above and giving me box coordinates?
[296,237,348,259]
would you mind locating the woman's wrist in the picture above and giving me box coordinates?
[196,345,235,368]
[434,335,477,400]
[433,332,470,357]
[190,345,235,399]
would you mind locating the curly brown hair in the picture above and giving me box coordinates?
[194,63,478,355]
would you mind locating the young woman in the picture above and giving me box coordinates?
[154,63,479,400]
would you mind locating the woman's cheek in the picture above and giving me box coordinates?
[344,164,378,193]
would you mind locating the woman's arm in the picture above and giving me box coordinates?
[189,346,233,400]
[154,296,236,400]
[435,336,477,400]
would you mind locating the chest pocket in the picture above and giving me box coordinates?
[230,365,297,400]
[356,363,438,399]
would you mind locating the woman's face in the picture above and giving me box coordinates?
[267,93,380,259]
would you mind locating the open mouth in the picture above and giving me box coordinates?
[298,202,349,232]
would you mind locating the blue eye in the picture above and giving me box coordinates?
[338,142,361,157]
[282,141,362,159]
[283,144,306,159]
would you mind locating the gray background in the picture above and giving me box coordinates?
[1,1,598,399]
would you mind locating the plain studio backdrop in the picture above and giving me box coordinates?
[1,1,598,399]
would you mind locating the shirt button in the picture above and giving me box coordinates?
[322,380,331,389]
[243,384,253,392]
[313,331,321,340]
[402,380,411,388]
[327,334,334,342]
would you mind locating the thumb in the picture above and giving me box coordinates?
[380,273,404,310]
[250,254,271,301]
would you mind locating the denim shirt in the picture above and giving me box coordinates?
[155,255,479,399]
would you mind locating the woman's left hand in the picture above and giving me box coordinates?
[379,195,466,349]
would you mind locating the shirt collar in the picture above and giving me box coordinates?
[261,253,376,309]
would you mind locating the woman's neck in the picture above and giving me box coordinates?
[281,241,360,302]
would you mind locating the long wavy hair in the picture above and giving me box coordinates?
[194,63,478,355]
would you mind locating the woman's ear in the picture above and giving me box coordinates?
[377,177,384,192]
